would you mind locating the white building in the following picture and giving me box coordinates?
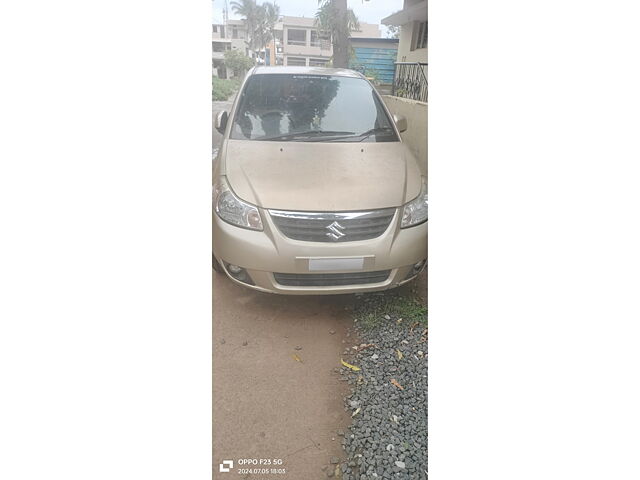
[381,0,427,63]
[213,14,384,73]
[281,16,381,67]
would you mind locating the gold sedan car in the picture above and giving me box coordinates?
[213,66,426,294]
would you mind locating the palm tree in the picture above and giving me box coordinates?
[231,0,279,59]
[315,0,359,68]
[263,2,280,55]
[230,0,259,51]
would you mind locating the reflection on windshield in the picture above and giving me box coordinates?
[230,74,399,142]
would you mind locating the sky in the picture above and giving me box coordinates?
[211,0,404,37]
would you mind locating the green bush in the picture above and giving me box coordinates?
[212,77,241,101]
[223,49,255,77]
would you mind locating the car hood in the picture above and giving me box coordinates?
[222,140,422,211]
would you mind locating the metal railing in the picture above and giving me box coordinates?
[391,62,428,103]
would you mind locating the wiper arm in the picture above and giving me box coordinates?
[257,130,355,141]
[354,126,396,141]
[319,126,397,142]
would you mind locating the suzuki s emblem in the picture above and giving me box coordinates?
[326,221,346,240]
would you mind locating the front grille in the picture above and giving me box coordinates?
[273,270,391,287]
[269,208,395,242]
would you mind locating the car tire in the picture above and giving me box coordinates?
[212,254,224,273]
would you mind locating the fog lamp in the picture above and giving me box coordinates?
[223,263,255,286]
[228,264,243,274]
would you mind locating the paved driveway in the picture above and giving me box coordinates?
[213,275,354,479]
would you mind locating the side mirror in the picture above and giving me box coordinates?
[393,114,408,133]
[215,111,229,134]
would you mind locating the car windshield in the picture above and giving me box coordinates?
[229,73,399,142]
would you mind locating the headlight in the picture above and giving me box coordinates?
[213,176,263,230]
[401,180,428,228]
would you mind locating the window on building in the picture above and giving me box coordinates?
[213,42,227,53]
[310,30,320,47]
[220,26,225,38]
[212,25,218,33]
[287,29,306,46]
[287,56,307,66]
[413,21,428,50]
[309,58,328,67]
[233,27,238,39]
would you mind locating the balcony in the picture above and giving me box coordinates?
[392,62,428,103]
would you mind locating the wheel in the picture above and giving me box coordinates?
[212,254,224,273]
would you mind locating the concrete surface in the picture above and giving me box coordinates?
[212,274,354,479]
[382,95,428,179]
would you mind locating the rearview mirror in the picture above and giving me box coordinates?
[215,111,228,134]
[393,114,408,133]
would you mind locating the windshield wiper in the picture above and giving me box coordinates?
[257,130,355,141]
[355,126,396,141]
[317,126,397,142]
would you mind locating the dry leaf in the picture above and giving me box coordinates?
[396,349,403,360]
[352,343,376,352]
[292,353,303,363]
[390,378,404,390]
[352,407,361,417]
[341,358,361,371]
[410,322,419,332]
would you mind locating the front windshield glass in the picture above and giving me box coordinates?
[229,73,399,142]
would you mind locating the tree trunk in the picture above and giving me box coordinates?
[332,0,349,68]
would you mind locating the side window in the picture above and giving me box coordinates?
[411,22,428,51]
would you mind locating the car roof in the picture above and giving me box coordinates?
[250,66,365,78]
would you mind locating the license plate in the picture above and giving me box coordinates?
[308,257,364,271]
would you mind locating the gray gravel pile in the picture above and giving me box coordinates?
[335,294,428,480]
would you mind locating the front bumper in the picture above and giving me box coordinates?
[213,208,427,295]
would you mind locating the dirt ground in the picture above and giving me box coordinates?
[212,273,355,479]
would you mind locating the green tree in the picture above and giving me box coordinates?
[263,2,280,53]
[231,0,280,55]
[385,24,400,39]
[223,48,254,76]
[315,0,359,68]
[230,0,259,50]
